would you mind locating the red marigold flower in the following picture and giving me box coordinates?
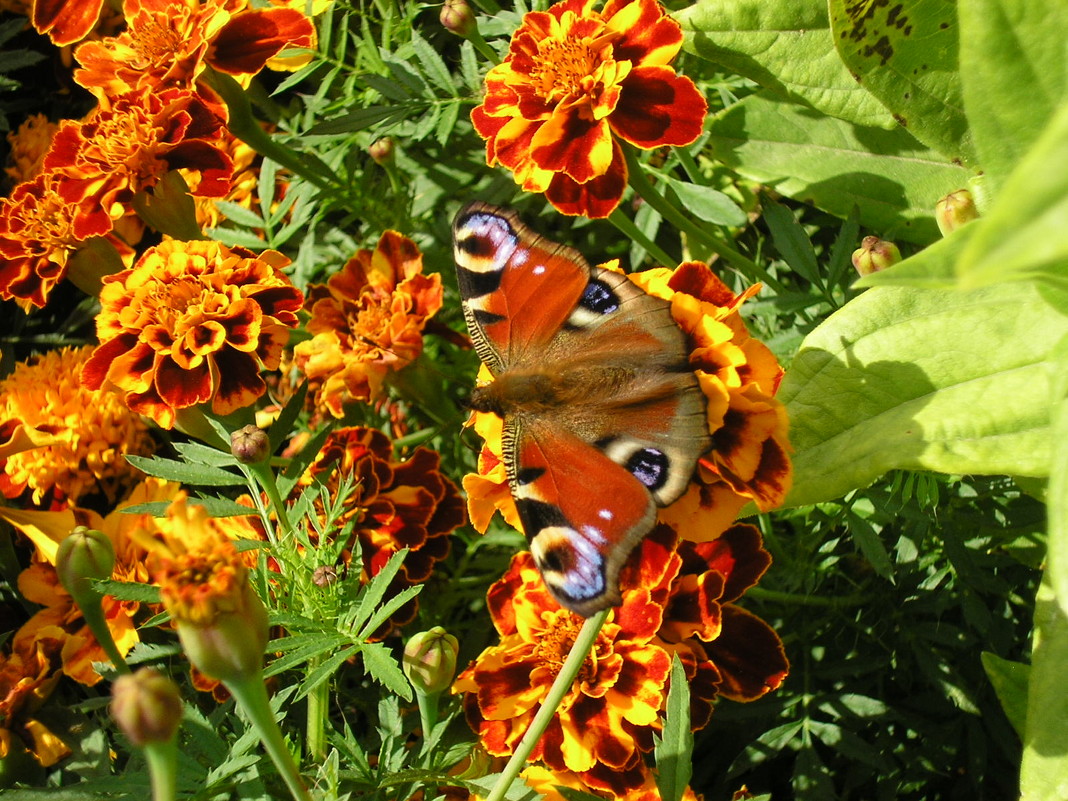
[0,172,100,310]
[455,524,787,794]
[44,87,234,238]
[0,345,155,509]
[73,0,316,99]
[471,0,707,218]
[297,426,465,638]
[0,629,70,770]
[293,230,444,414]
[81,239,303,430]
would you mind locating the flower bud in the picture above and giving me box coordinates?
[312,565,338,587]
[111,668,183,746]
[230,424,270,464]
[368,137,394,165]
[403,627,458,696]
[440,0,476,37]
[935,189,978,236]
[851,236,901,276]
[56,527,115,599]
[173,571,270,684]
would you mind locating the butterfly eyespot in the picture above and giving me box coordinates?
[580,278,621,315]
[626,447,670,491]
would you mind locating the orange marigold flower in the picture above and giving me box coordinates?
[0,631,70,771]
[0,479,181,687]
[30,0,107,46]
[81,239,303,430]
[0,345,155,509]
[464,260,791,550]
[44,87,233,237]
[455,524,787,795]
[0,172,101,310]
[294,230,444,414]
[471,0,707,218]
[73,0,315,99]
[296,426,465,638]
[5,113,60,185]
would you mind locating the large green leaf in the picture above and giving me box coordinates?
[707,92,973,244]
[956,102,1068,296]
[828,0,975,166]
[958,0,1066,193]
[676,0,897,129]
[779,281,1068,507]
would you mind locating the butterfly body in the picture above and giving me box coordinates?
[454,203,710,617]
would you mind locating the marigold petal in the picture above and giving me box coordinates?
[604,0,683,67]
[531,112,614,184]
[209,7,316,76]
[610,66,707,149]
[155,357,213,410]
[544,146,627,218]
[704,604,789,701]
[32,0,104,45]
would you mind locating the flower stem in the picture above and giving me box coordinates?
[608,207,676,269]
[485,609,610,801]
[78,591,132,675]
[466,25,501,66]
[245,460,294,538]
[143,740,178,801]
[305,665,328,762]
[623,145,778,288]
[226,670,313,801]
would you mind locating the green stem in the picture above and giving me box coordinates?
[143,739,178,801]
[466,25,501,66]
[79,587,131,676]
[245,460,294,538]
[623,145,779,289]
[608,207,676,268]
[415,690,441,745]
[203,68,339,191]
[485,609,610,801]
[305,664,328,762]
[226,670,313,801]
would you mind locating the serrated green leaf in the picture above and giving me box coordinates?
[360,641,413,701]
[120,496,254,518]
[678,0,897,129]
[460,39,482,91]
[666,178,746,226]
[356,584,422,641]
[410,29,456,96]
[779,281,1068,507]
[94,580,161,604]
[467,773,538,801]
[555,788,604,801]
[844,510,894,581]
[0,50,47,72]
[126,455,245,487]
[211,200,266,228]
[708,92,973,244]
[828,0,975,166]
[172,441,237,468]
[295,644,361,701]
[959,0,1065,192]
[360,72,412,101]
[435,98,461,146]
[346,549,409,632]
[654,655,693,801]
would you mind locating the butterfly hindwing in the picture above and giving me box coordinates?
[453,202,711,617]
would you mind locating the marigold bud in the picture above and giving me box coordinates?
[173,571,270,684]
[312,565,337,587]
[935,189,978,236]
[403,627,459,696]
[56,527,115,598]
[851,236,901,276]
[368,137,394,165]
[230,424,270,464]
[440,0,476,37]
[111,668,183,746]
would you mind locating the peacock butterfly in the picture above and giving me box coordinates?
[453,203,711,617]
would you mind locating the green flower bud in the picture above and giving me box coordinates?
[56,526,115,600]
[440,0,476,37]
[403,627,458,696]
[851,236,901,276]
[368,137,394,165]
[111,668,183,746]
[935,189,978,236]
[230,424,270,464]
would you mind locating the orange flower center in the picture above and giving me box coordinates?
[157,546,244,626]
[133,16,185,65]
[531,612,583,670]
[529,24,620,107]
[23,188,79,250]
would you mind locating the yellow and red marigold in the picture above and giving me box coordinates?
[0,345,155,509]
[471,0,707,218]
[81,238,303,430]
[294,230,444,414]
[5,113,60,185]
[72,0,316,99]
[455,524,787,796]
[296,426,465,637]
[44,87,234,238]
[464,259,791,547]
